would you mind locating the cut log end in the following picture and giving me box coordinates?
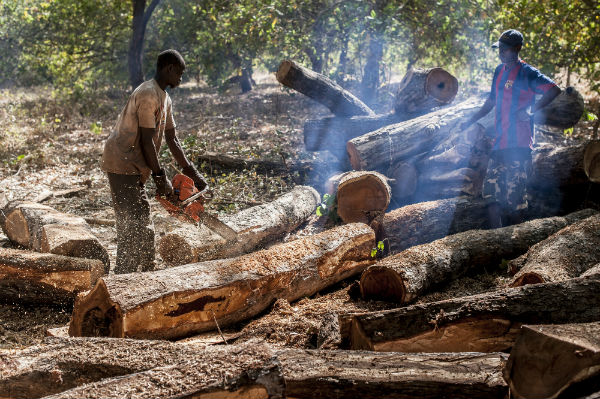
[336,172,391,224]
[276,60,293,85]
[425,68,459,104]
[359,267,405,302]
[68,280,124,338]
[510,273,545,287]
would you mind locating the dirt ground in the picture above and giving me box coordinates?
[0,72,593,350]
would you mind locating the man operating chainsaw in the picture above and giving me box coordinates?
[101,49,207,274]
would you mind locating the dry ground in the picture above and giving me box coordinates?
[0,72,595,350]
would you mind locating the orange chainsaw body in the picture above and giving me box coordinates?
[156,174,205,223]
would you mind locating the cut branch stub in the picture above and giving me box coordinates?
[394,67,459,115]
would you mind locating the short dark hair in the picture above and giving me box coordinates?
[157,49,185,71]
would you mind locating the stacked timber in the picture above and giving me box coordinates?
[69,223,375,339]
[504,322,600,399]
[1,337,509,399]
[509,213,600,286]
[158,185,320,265]
[0,247,104,305]
[0,201,109,271]
[534,86,585,129]
[360,209,596,303]
[394,67,459,115]
[340,275,600,353]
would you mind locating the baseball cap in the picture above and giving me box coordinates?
[492,29,524,48]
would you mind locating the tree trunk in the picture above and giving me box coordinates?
[127,0,161,89]
[240,66,253,93]
[1,201,109,271]
[509,214,600,286]
[504,322,600,399]
[0,247,104,305]
[394,67,459,115]
[360,209,597,303]
[69,223,375,340]
[278,350,508,399]
[584,140,600,183]
[328,171,391,224]
[157,186,320,265]
[276,60,375,117]
[534,86,585,129]
[360,34,383,105]
[340,275,600,353]
[530,141,591,189]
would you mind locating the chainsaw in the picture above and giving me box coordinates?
[156,174,237,242]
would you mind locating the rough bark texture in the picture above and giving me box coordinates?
[276,60,374,117]
[504,322,600,399]
[158,186,320,265]
[534,86,585,129]
[361,209,596,303]
[394,67,459,115]
[509,214,600,286]
[69,223,375,340]
[0,247,104,305]
[1,201,109,271]
[331,171,391,224]
[341,275,600,353]
[278,350,508,399]
[584,140,600,183]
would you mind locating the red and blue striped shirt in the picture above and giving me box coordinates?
[490,60,557,150]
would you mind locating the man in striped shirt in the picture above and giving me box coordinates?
[462,29,561,228]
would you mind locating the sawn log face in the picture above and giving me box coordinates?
[70,223,375,339]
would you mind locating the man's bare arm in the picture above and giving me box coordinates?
[140,127,162,174]
[462,96,495,129]
[164,128,191,169]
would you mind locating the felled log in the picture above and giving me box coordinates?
[534,86,585,129]
[387,161,418,199]
[394,67,459,115]
[509,214,600,286]
[69,223,375,339]
[276,59,375,117]
[340,275,600,353]
[582,263,600,278]
[326,171,391,224]
[530,141,591,189]
[278,350,508,399]
[28,341,279,399]
[361,209,596,303]
[1,201,109,271]
[158,185,320,265]
[584,140,600,183]
[504,322,600,399]
[0,247,104,305]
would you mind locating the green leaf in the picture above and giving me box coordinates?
[563,127,574,136]
[370,248,377,258]
[17,154,25,161]
[377,241,385,251]
[316,206,323,217]
[585,111,598,121]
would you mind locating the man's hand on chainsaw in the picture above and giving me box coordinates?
[182,164,209,192]
[152,169,176,199]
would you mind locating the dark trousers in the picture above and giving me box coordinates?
[107,173,155,274]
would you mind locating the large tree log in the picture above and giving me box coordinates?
[361,209,596,303]
[504,322,600,399]
[1,201,109,271]
[276,59,375,117]
[509,214,600,286]
[69,223,375,339]
[278,350,508,399]
[394,67,459,115]
[0,247,104,305]
[158,186,320,265]
[534,86,585,129]
[327,171,391,224]
[340,275,600,353]
[584,140,600,183]
[530,141,591,189]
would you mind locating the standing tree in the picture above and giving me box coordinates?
[128,0,162,88]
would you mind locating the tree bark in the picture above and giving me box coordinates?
[278,350,508,399]
[340,275,600,353]
[504,322,600,399]
[328,171,391,224]
[584,140,600,183]
[276,60,375,117]
[127,0,161,89]
[360,34,383,105]
[530,141,591,189]
[509,214,600,286]
[360,209,597,303]
[69,223,375,339]
[1,201,109,271]
[534,86,585,129]
[0,247,104,305]
[157,186,320,265]
[394,67,458,115]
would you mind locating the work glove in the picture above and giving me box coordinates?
[182,164,208,192]
[152,169,174,198]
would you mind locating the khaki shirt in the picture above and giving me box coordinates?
[101,79,175,182]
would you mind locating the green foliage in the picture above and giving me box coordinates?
[370,240,386,258]
[90,121,102,135]
[316,193,339,221]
